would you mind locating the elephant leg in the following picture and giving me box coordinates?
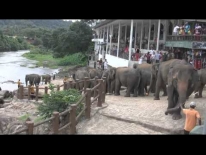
[144,86,148,94]
[167,85,175,110]
[111,80,115,94]
[198,84,204,98]
[133,86,138,97]
[150,81,155,93]
[154,77,162,100]
[125,87,131,97]
[130,88,134,95]
[138,79,145,96]
[162,84,167,96]
[114,79,121,96]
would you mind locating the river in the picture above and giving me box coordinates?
[0,50,59,91]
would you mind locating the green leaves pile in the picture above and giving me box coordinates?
[37,84,83,119]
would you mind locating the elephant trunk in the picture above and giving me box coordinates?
[165,81,188,114]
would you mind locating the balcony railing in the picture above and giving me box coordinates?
[167,35,206,42]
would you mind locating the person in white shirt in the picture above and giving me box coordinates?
[173,25,180,35]
[104,59,108,70]
[150,51,156,64]
[155,51,161,63]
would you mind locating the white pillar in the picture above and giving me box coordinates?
[140,20,143,50]
[148,20,151,50]
[109,25,113,55]
[117,22,121,57]
[106,26,109,54]
[129,20,134,61]
[156,20,161,51]
[134,21,137,49]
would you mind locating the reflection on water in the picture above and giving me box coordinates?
[0,50,59,91]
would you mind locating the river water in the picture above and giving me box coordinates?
[0,50,59,91]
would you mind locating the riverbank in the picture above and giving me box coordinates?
[22,48,87,70]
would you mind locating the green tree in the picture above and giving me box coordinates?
[52,21,93,57]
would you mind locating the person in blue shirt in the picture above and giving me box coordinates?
[184,22,191,35]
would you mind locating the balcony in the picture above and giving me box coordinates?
[167,35,206,42]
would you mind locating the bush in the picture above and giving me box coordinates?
[57,53,87,66]
[37,84,83,119]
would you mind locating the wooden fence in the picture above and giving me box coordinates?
[12,77,106,135]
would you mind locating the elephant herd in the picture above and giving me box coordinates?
[24,59,206,121]
[87,58,205,121]
[25,74,52,86]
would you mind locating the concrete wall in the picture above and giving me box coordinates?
[99,54,129,68]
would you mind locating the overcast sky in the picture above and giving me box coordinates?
[63,19,80,22]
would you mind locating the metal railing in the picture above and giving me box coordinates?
[167,35,206,42]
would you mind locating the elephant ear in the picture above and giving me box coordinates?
[112,69,116,79]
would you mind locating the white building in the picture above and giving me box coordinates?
[92,19,206,69]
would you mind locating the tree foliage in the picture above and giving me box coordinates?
[51,21,93,57]
[0,20,93,58]
[0,30,29,52]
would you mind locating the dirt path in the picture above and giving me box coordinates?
[77,89,206,134]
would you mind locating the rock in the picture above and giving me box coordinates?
[0,98,4,105]
[0,90,11,99]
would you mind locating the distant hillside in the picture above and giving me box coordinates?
[0,20,72,29]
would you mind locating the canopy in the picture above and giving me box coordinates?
[189,126,204,135]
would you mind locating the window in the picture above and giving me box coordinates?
[160,23,164,40]
[150,24,154,40]
[168,21,173,35]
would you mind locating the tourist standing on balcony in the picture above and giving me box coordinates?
[184,22,191,35]
[173,25,180,35]
[179,25,185,35]
[195,24,201,41]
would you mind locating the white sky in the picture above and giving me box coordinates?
[63,19,80,22]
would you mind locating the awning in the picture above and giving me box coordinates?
[189,126,204,135]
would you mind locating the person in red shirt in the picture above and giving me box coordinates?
[135,49,140,61]
[144,52,151,64]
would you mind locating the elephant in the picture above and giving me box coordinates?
[133,63,157,96]
[89,68,103,79]
[114,67,141,97]
[72,67,103,90]
[164,64,199,120]
[25,74,41,86]
[41,74,51,84]
[154,59,188,100]
[194,69,206,98]
[102,67,116,94]
[73,70,91,91]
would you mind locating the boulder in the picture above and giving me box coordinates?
[0,98,4,104]
[0,90,11,99]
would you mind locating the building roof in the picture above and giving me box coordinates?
[93,19,117,29]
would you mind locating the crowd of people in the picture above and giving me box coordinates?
[173,22,206,36]
[97,58,108,70]
[131,48,165,64]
